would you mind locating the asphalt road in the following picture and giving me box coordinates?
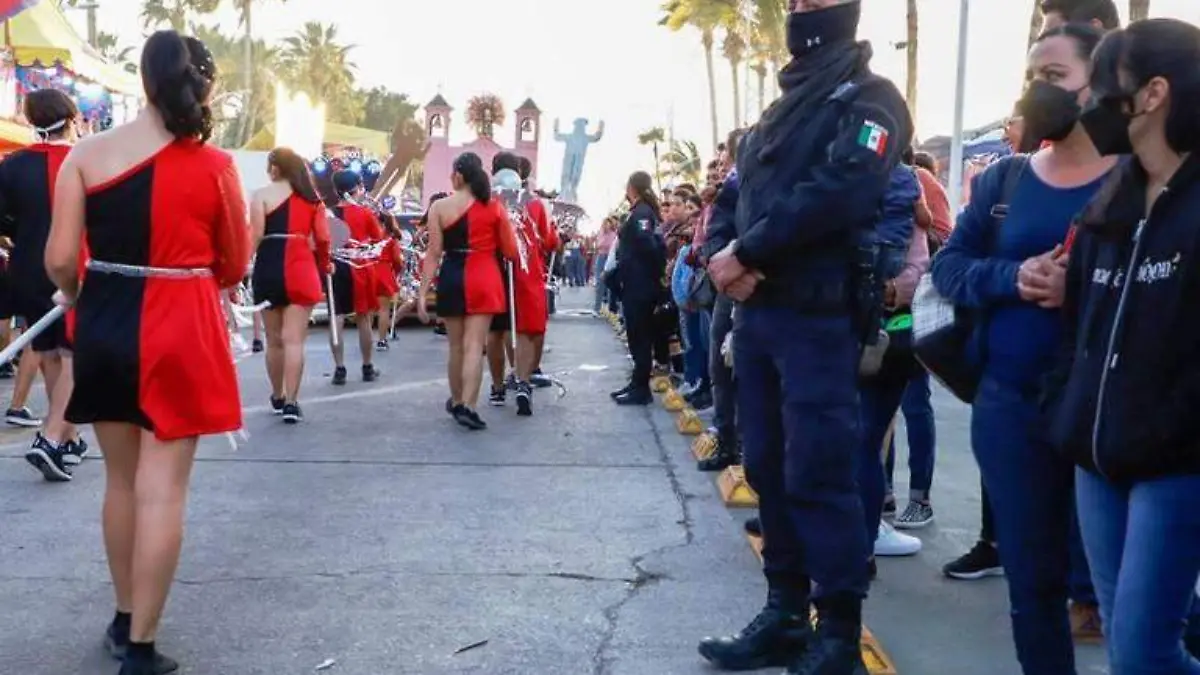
[0,288,1108,674]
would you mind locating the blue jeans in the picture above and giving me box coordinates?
[593,254,608,312]
[736,307,867,598]
[885,371,937,499]
[1076,469,1200,674]
[859,362,910,547]
[681,308,710,387]
[973,376,1075,674]
[709,295,736,442]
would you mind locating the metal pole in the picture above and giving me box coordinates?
[326,273,340,348]
[946,0,971,213]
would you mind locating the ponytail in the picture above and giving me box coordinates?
[453,152,491,204]
[628,171,661,216]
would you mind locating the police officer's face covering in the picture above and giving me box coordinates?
[787,0,861,59]
[1017,80,1084,144]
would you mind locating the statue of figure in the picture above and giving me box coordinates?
[554,117,604,204]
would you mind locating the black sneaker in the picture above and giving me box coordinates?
[281,402,302,424]
[24,433,72,482]
[433,323,448,336]
[270,396,286,415]
[6,406,41,427]
[943,540,1004,580]
[515,381,533,417]
[698,605,813,670]
[0,362,13,379]
[61,436,90,466]
[531,370,553,388]
[785,629,867,674]
[610,382,635,400]
[332,366,347,386]
[688,389,714,412]
[375,340,389,352]
[362,364,379,382]
[452,404,487,431]
[489,386,506,407]
[744,517,762,537]
[894,501,935,530]
[446,398,456,415]
[698,438,737,472]
[251,339,264,353]
[118,647,180,675]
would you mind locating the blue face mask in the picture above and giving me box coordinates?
[786,1,861,59]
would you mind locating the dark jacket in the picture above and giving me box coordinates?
[1046,154,1200,482]
[699,170,739,262]
[732,73,912,311]
[615,201,667,306]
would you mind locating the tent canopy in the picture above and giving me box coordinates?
[243,121,390,157]
[5,1,141,96]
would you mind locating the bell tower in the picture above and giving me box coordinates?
[514,98,541,181]
[425,94,452,145]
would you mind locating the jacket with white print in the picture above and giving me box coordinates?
[1046,154,1200,482]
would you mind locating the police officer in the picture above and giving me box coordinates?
[698,1,912,673]
[610,171,666,406]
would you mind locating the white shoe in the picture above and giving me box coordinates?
[677,381,699,397]
[874,521,922,557]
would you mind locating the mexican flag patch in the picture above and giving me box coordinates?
[857,120,889,156]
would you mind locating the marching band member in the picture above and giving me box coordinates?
[421,152,518,430]
[0,88,89,481]
[486,152,555,416]
[330,170,383,383]
[249,147,331,423]
[374,211,404,351]
[519,155,559,389]
[45,31,250,675]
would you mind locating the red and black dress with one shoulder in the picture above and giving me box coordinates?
[252,192,330,307]
[66,141,251,441]
[436,199,517,317]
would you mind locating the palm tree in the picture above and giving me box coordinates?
[1129,0,1150,20]
[638,126,666,191]
[904,0,918,125]
[660,139,703,185]
[230,0,288,145]
[279,22,360,124]
[722,16,747,129]
[192,24,278,147]
[749,0,785,114]
[141,0,220,32]
[660,0,729,151]
[95,31,136,72]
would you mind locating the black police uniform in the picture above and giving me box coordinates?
[613,200,666,397]
[697,2,913,671]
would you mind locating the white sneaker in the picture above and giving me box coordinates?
[677,381,699,397]
[874,521,922,557]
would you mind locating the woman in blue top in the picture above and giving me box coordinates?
[931,24,1116,675]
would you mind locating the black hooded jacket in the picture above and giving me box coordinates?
[1046,154,1200,482]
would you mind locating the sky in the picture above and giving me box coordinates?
[69,0,1200,221]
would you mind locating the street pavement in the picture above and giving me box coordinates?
[1,287,1108,674]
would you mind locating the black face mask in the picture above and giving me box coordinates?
[786,1,861,59]
[1081,96,1140,157]
[1017,81,1083,144]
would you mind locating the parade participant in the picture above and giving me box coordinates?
[485,151,554,415]
[44,31,250,675]
[932,24,1113,675]
[374,212,404,351]
[697,1,911,672]
[329,169,383,384]
[421,152,518,430]
[0,88,88,481]
[609,171,666,406]
[1048,18,1200,672]
[249,147,331,423]
[518,154,558,389]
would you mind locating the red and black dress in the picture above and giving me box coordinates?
[329,202,386,314]
[252,193,330,307]
[66,141,251,441]
[436,199,518,317]
[0,143,71,351]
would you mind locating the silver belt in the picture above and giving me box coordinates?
[261,233,302,240]
[86,260,213,279]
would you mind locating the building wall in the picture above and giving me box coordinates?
[420,106,541,205]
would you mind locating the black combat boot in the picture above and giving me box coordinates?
[697,586,813,670]
[697,434,738,472]
[787,595,867,674]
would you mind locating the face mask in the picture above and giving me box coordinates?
[1017,81,1083,144]
[786,1,861,59]
[1080,96,1143,157]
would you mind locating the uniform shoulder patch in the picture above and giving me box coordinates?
[856,120,890,156]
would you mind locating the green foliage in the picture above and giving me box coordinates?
[278,21,360,124]
[357,87,418,134]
